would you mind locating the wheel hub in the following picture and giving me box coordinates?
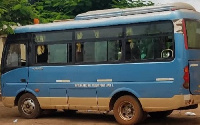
[21,99,35,115]
[119,102,135,120]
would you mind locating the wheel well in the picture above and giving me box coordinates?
[14,91,32,106]
[109,91,140,111]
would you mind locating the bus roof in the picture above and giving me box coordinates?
[75,2,196,20]
[14,2,200,34]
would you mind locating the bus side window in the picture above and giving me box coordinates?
[35,44,72,64]
[6,43,27,67]
[136,36,173,60]
[75,40,122,63]
[108,40,122,61]
[161,36,174,58]
[76,42,84,62]
[147,38,163,59]
[36,45,48,63]
[145,39,154,59]
[125,39,141,61]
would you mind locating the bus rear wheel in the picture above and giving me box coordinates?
[113,95,143,125]
[18,93,41,119]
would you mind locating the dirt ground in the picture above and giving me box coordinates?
[0,99,200,125]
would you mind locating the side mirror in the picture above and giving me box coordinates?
[161,49,173,58]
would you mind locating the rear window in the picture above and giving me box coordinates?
[186,20,200,49]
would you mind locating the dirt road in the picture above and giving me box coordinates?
[0,100,200,125]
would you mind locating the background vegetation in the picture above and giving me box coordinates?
[0,0,154,34]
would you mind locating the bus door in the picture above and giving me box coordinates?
[189,61,200,94]
[184,19,200,95]
[1,41,28,97]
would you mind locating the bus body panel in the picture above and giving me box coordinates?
[188,50,200,60]
[1,68,28,107]
[1,68,28,97]
[189,61,200,94]
[188,51,200,95]
[28,61,180,97]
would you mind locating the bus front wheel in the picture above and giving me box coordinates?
[113,95,143,125]
[18,93,41,119]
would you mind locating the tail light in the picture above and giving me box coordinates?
[183,66,190,89]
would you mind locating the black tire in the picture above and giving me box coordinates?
[149,110,173,119]
[18,93,41,119]
[113,95,143,125]
[141,111,148,122]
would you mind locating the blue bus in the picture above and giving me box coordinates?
[1,2,200,125]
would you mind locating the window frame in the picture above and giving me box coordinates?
[75,26,123,40]
[185,19,200,49]
[32,41,74,66]
[29,20,175,67]
[74,39,124,64]
[1,34,29,74]
[124,20,175,62]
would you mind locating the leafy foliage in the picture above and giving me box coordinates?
[0,0,154,34]
[112,0,154,8]
[31,0,113,23]
[31,0,153,23]
[0,0,36,34]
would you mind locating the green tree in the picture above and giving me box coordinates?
[31,0,69,23]
[0,0,36,34]
[31,0,113,23]
[112,0,154,8]
[0,0,154,34]
[32,0,153,23]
